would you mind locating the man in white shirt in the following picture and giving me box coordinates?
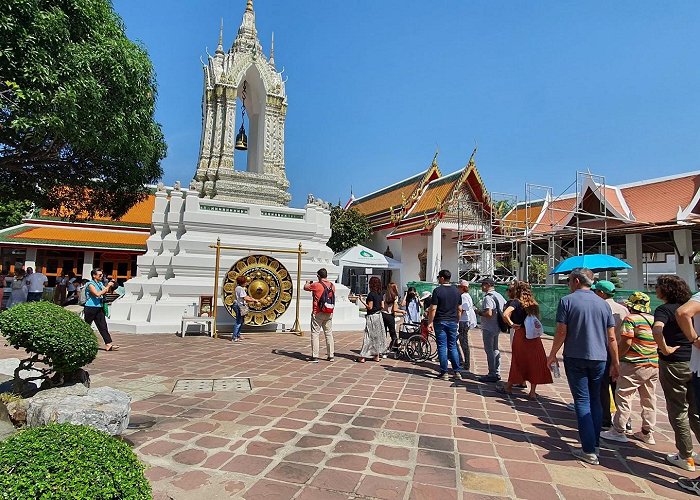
[25,267,48,302]
[674,293,700,495]
[458,280,477,372]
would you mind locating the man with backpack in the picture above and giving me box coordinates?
[303,268,335,363]
[476,277,507,383]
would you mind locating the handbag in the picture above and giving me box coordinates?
[238,303,249,317]
[524,314,544,339]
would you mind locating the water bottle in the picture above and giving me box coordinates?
[550,362,561,379]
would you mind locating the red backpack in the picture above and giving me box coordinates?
[318,282,335,314]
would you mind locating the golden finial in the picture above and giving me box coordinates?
[246,0,254,12]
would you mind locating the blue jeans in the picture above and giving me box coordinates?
[434,321,461,373]
[482,329,501,377]
[564,357,606,453]
[232,304,243,340]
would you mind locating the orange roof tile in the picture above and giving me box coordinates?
[352,173,425,217]
[1,225,148,250]
[621,173,700,223]
[410,174,459,215]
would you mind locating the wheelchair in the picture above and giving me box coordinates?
[395,319,438,363]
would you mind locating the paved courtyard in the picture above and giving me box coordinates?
[0,328,695,499]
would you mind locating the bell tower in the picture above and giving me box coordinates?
[192,0,290,206]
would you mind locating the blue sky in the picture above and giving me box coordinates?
[113,0,700,207]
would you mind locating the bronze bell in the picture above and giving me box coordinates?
[234,123,248,151]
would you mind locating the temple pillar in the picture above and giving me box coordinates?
[82,251,94,278]
[673,229,696,290]
[546,239,561,285]
[426,226,442,281]
[24,248,37,270]
[625,233,644,290]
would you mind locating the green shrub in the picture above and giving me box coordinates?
[0,423,152,499]
[0,302,98,377]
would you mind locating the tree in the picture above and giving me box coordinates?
[528,258,548,284]
[0,0,166,219]
[328,204,371,253]
[0,200,32,229]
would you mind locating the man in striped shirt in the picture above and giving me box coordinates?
[600,292,658,445]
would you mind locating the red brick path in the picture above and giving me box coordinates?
[0,330,693,499]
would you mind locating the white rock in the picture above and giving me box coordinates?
[27,386,131,435]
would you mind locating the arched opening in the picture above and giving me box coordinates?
[233,65,266,174]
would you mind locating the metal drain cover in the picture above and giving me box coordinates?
[172,378,252,393]
[214,378,252,391]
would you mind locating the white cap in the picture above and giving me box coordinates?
[459,279,470,287]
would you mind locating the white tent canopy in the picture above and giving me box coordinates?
[332,245,402,269]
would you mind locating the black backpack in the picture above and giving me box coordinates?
[318,282,335,314]
[487,293,509,333]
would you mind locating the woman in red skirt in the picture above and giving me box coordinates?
[497,281,552,399]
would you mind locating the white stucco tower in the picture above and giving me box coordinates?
[108,1,364,334]
[192,0,290,206]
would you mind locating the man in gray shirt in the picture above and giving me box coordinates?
[476,277,507,382]
[547,268,619,466]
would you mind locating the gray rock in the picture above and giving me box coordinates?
[0,403,16,441]
[27,386,131,435]
[5,399,29,425]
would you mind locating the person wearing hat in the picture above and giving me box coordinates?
[475,277,507,382]
[592,280,629,430]
[601,291,659,445]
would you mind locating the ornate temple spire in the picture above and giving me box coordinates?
[215,18,225,56]
[269,32,275,66]
[232,0,262,56]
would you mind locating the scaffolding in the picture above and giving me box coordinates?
[454,191,522,282]
[522,171,611,282]
[452,170,615,284]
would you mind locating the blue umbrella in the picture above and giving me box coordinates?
[549,254,632,275]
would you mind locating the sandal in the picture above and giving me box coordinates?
[356,357,366,363]
[105,345,120,351]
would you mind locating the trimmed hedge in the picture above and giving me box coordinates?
[0,301,98,374]
[0,423,151,499]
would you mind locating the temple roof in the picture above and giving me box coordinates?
[0,224,149,251]
[502,170,700,236]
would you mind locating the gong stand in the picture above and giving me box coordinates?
[209,239,308,338]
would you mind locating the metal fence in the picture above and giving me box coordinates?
[407,281,662,335]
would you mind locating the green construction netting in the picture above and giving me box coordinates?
[406,281,662,335]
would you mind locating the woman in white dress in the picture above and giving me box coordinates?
[7,270,27,308]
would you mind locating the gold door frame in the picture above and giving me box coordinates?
[209,239,307,338]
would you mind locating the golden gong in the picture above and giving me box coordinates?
[222,255,293,326]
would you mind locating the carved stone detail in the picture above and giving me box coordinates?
[192,1,290,207]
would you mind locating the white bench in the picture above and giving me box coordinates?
[180,316,215,337]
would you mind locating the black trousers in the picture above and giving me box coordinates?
[84,306,113,345]
[600,355,616,427]
[382,312,398,348]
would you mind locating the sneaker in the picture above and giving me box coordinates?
[571,447,599,465]
[327,357,334,362]
[453,371,463,381]
[677,477,700,496]
[600,429,629,443]
[477,374,500,383]
[633,431,655,445]
[437,371,449,381]
[308,357,319,363]
[667,453,696,472]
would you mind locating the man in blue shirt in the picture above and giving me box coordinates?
[427,269,463,381]
[547,267,619,466]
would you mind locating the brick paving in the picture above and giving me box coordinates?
[0,329,695,499]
